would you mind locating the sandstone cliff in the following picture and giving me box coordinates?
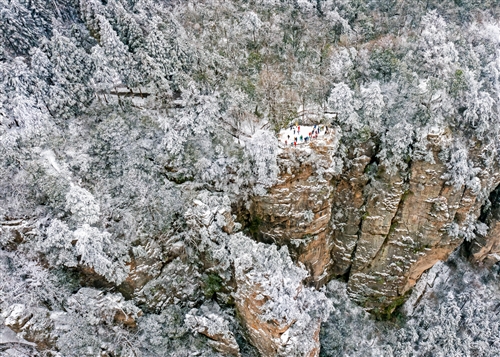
[250,127,500,316]
[228,233,332,357]
[250,132,339,287]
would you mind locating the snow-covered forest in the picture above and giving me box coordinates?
[2,0,500,356]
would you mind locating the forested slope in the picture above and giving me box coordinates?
[2,1,500,356]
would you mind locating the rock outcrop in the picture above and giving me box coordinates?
[2,304,54,350]
[250,133,338,286]
[1,289,143,351]
[251,127,500,315]
[228,233,332,357]
[185,302,241,356]
[329,141,377,277]
[342,129,499,314]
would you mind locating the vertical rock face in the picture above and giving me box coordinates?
[329,142,376,276]
[346,135,465,313]
[251,128,500,315]
[250,134,338,286]
[344,130,499,314]
[228,233,332,357]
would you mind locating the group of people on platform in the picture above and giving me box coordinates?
[283,123,329,147]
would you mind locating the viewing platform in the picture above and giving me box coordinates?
[278,124,333,149]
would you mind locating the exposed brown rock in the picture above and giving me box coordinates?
[234,285,288,356]
[470,223,500,267]
[252,127,500,315]
[0,219,35,252]
[329,147,375,277]
[4,304,54,350]
[118,245,164,299]
[345,129,483,314]
[343,128,500,314]
[234,277,325,357]
[114,308,142,328]
[250,133,338,285]
[4,304,32,332]
[185,302,241,356]
[221,210,236,234]
[228,234,331,357]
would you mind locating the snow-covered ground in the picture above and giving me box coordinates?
[278,124,330,147]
